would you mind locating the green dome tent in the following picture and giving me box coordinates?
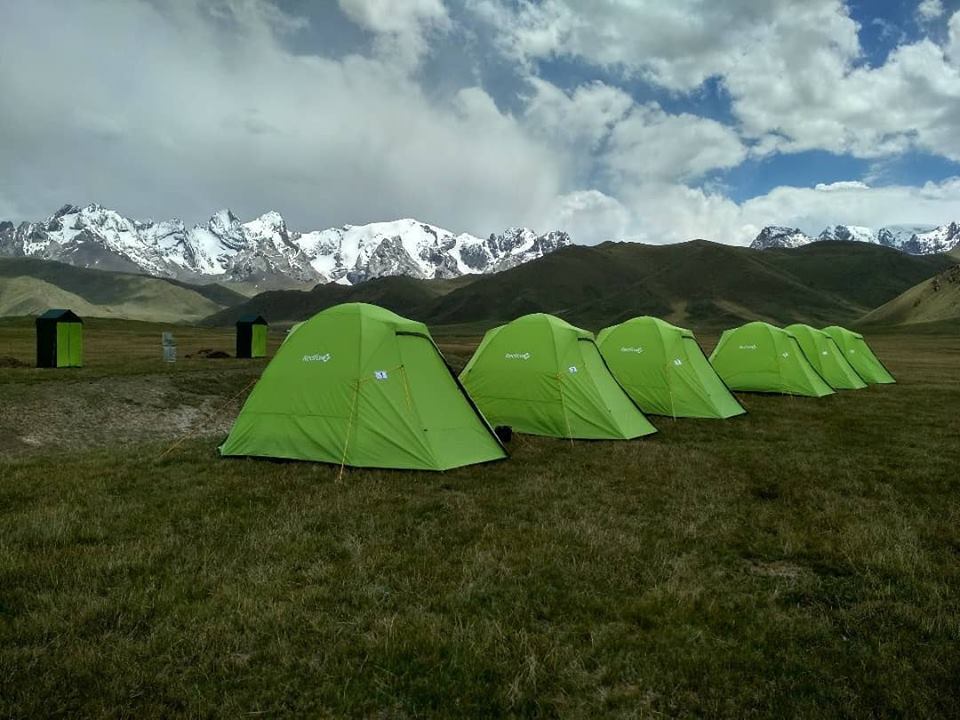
[709,322,834,397]
[785,324,867,390]
[220,303,506,471]
[597,316,745,419]
[459,313,657,440]
[822,326,896,384]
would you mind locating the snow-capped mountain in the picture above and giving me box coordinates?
[896,223,960,254]
[817,225,874,243]
[0,204,571,287]
[751,223,960,254]
[750,226,812,250]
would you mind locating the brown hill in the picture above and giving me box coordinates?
[860,264,960,326]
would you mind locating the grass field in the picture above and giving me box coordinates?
[1,318,959,718]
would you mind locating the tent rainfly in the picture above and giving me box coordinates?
[785,324,867,390]
[822,326,896,384]
[236,315,268,359]
[709,321,834,397]
[220,303,506,471]
[36,309,83,368]
[459,313,657,440]
[597,316,746,419]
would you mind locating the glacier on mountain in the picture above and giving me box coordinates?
[751,222,959,254]
[0,204,571,287]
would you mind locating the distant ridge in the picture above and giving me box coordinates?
[751,223,960,254]
[0,204,570,290]
[209,239,955,330]
[0,257,245,322]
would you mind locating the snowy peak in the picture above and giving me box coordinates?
[752,223,960,254]
[817,225,874,243]
[750,226,811,250]
[296,218,571,284]
[900,222,960,254]
[0,204,571,288]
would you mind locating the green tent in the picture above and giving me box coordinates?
[220,303,506,470]
[785,324,867,390]
[709,321,834,397]
[597,316,745,419]
[36,309,83,368]
[459,313,657,440]
[822,326,896,384]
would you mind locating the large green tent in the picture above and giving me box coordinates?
[220,303,506,470]
[709,322,834,397]
[597,316,745,419]
[822,326,896,384]
[785,323,867,390]
[459,313,657,440]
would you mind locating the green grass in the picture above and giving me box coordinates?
[1,322,959,717]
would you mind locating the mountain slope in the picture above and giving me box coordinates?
[210,240,956,330]
[204,274,476,327]
[0,277,104,318]
[758,241,950,309]
[1,204,570,288]
[860,265,960,326]
[0,258,235,322]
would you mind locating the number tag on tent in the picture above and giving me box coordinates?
[568,366,578,374]
[672,358,683,366]
[374,370,388,380]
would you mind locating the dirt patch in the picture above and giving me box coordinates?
[0,356,30,368]
[186,348,232,359]
[0,373,244,457]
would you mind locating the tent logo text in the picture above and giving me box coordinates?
[738,344,758,350]
[303,353,332,363]
[620,346,644,353]
[504,352,531,360]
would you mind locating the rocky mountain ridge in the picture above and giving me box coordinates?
[0,204,571,287]
[751,223,960,254]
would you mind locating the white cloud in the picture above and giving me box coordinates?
[583,178,960,247]
[522,78,633,150]
[604,105,747,185]
[917,0,945,21]
[542,190,632,244]
[472,0,960,165]
[0,0,563,235]
[469,0,858,92]
[337,0,450,68]
[4,0,960,254]
[0,191,20,221]
[732,37,960,161]
[948,10,960,63]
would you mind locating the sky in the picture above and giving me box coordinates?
[4,0,960,246]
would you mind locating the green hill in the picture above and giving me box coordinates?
[204,274,478,326]
[206,241,955,331]
[0,258,242,323]
[860,264,960,327]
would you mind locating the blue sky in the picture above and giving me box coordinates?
[4,0,960,245]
